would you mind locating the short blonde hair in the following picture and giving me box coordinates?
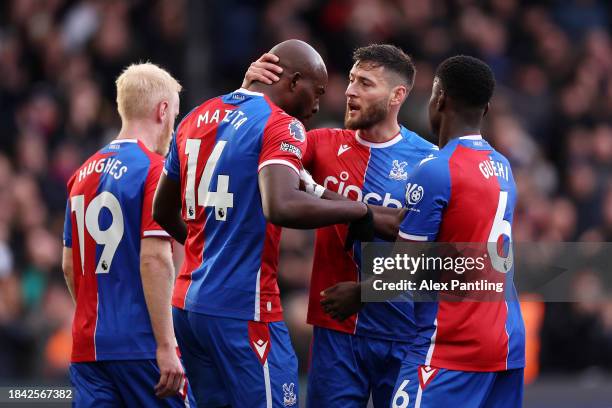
[115,62,182,121]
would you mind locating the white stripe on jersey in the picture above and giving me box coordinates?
[143,230,171,237]
[263,360,272,408]
[398,231,429,241]
[425,318,438,366]
[415,383,423,408]
[254,267,261,321]
[258,159,299,176]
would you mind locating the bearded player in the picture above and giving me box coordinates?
[324,56,525,408]
[62,63,194,407]
[244,44,437,407]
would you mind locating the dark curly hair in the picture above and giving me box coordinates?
[435,55,495,108]
[353,44,416,87]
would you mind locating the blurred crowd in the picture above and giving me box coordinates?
[0,0,610,384]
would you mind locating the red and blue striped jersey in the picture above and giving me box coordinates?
[63,139,170,362]
[164,89,306,322]
[305,126,437,341]
[399,135,525,371]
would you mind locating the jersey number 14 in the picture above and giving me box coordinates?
[184,139,234,221]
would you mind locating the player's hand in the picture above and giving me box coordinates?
[300,168,325,198]
[154,345,184,398]
[344,204,375,251]
[320,282,363,321]
[241,53,283,88]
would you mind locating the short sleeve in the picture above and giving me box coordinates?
[399,158,451,242]
[303,129,323,172]
[141,160,171,239]
[258,114,307,176]
[163,132,180,181]
[63,198,72,247]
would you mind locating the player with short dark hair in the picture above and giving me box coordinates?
[152,39,375,407]
[328,55,525,407]
[352,44,416,88]
[243,43,437,407]
[62,63,194,407]
[433,55,495,108]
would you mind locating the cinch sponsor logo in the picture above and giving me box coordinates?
[323,171,402,208]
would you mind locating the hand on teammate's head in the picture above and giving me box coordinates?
[242,53,283,87]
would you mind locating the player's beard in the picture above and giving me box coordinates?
[344,99,389,130]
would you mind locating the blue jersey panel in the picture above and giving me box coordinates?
[184,92,271,320]
[354,128,437,341]
[93,142,156,360]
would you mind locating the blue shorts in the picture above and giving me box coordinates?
[390,362,524,408]
[70,360,194,407]
[307,326,410,408]
[173,307,298,407]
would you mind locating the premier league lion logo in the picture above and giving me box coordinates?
[288,120,306,142]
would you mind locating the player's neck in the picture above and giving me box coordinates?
[438,120,482,148]
[117,121,159,153]
[248,83,280,104]
[357,119,401,144]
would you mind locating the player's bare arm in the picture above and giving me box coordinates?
[153,174,187,245]
[140,237,184,398]
[259,164,370,228]
[61,247,76,303]
[301,168,403,240]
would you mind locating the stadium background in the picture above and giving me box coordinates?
[0,0,611,406]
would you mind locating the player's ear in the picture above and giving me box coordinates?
[157,100,169,123]
[436,89,446,112]
[390,85,407,107]
[483,102,490,118]
[289,72,302,92]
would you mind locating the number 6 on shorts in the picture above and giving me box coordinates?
[392,379,410,408]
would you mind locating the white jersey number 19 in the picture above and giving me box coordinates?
[71,192,124,275]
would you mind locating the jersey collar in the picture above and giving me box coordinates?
[458,134,483,140]
[355,129,403,148]
[110,139,138,144]
[234,88,263,97]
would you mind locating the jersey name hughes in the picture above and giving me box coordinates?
[196,108,248,131]
[77,157,128,182]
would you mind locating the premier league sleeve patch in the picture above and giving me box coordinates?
[280,141,303,159]
[288,119,306,142]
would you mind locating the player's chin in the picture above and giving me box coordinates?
[344,116,361,130]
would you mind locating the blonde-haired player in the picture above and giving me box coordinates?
[62,62,194,406]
